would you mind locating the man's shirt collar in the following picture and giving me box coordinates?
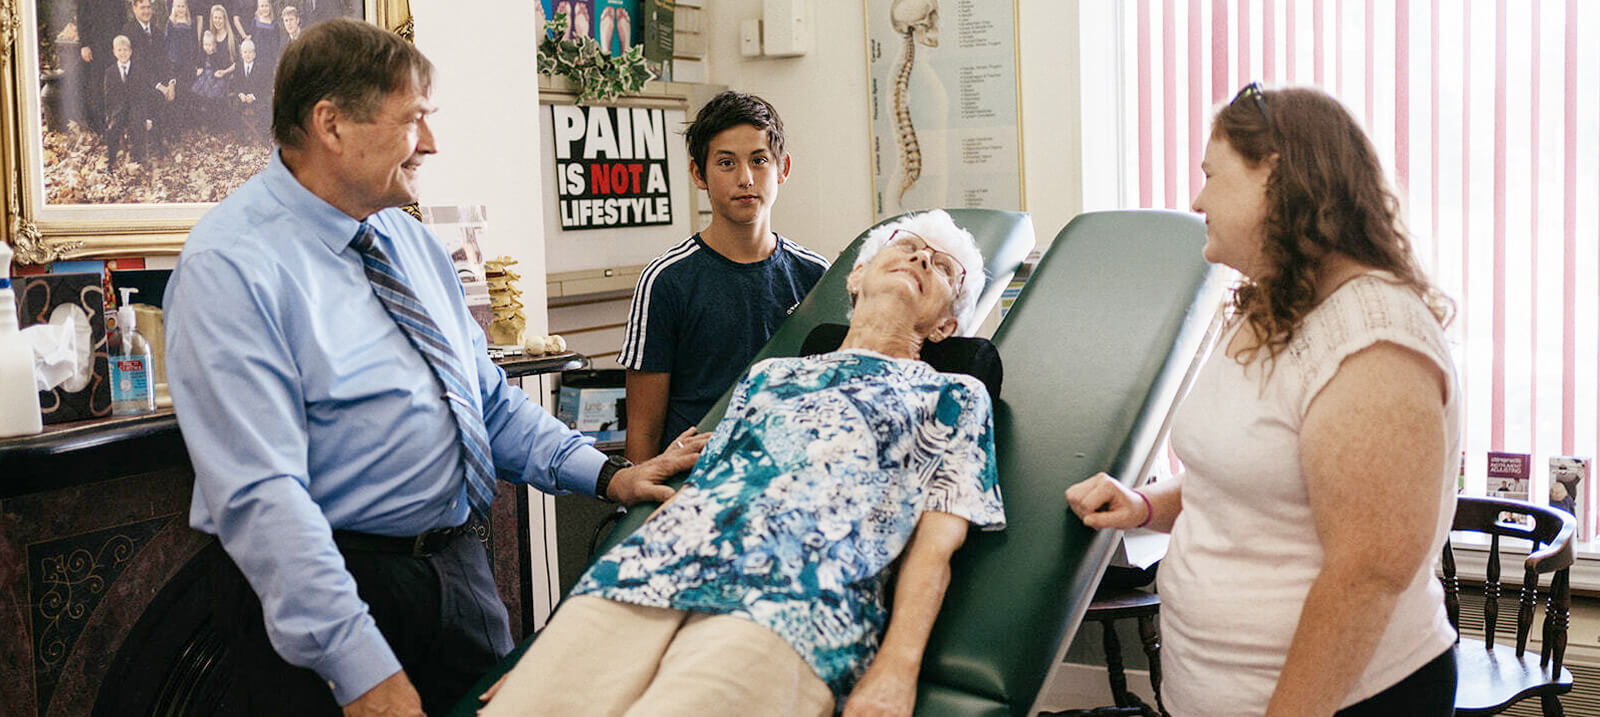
[260,149,366,254]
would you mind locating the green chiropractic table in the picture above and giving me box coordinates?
[448,209,1222,716]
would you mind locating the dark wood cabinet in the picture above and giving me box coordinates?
[0,353,583,716]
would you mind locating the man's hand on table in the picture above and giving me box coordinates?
[608,427,709,504]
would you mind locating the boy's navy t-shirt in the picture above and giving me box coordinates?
[620,233,829,450]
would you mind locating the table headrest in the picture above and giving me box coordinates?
[799,323,1003,400]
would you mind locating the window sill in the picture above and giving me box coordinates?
[1450,537,1600,596]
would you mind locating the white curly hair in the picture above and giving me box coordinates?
[852,209,985,334]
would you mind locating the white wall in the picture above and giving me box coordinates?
[1015,1,1084,243]
[411,2,551,336]
[702,0,1087,258]
[405,0,1089,337]
[699,1,875,260]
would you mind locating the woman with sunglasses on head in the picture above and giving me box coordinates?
[1068,84,1459,717]
[481,210,1005,717]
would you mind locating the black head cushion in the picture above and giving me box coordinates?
[799,323,1003,400]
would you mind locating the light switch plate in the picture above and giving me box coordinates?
[740,19,763,57]
[762,0,810,57]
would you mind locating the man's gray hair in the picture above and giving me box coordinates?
[853,209,985,334]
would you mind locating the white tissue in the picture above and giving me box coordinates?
[21,304,93,392]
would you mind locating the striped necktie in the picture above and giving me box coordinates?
[351,222,495,518]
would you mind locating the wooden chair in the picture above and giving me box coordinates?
[1443,496,1575,716]
[1042,587,1168,717]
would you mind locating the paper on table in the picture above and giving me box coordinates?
[1109,529,1170,570]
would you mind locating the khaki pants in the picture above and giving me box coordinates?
[480,596,835,717]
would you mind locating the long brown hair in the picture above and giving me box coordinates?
[1213,86,1453,363]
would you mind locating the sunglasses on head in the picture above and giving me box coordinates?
[1233,82,1274,134]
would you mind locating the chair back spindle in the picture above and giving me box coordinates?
[1516,560,1539,658]
[1542,569,1570,670]
[1484,532,1501,647]
[1441,538,1460,635]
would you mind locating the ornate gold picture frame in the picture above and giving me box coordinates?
[0,0,412,265]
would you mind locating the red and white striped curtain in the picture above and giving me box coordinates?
[1116,0,1600,502]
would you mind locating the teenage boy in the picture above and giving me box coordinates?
[619,90,829,464]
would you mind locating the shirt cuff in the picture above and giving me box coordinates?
[310,622,404,706]
[560,445,609,498]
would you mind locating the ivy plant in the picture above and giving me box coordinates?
[538,12,655,105]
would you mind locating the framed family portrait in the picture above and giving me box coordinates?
[0,0,413,264]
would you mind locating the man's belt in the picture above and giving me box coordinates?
[332,523,476,558]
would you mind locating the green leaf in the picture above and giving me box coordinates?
[533,10,655,106]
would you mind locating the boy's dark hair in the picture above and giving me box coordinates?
[272,18,433,148]
[685,90,786,173]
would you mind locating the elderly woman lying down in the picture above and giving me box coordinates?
[479,209,1006,717]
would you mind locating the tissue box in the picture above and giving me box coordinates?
[17,273,111,424]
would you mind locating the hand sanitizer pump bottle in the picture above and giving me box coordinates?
[109,287,156,416]
[0,242,44,437]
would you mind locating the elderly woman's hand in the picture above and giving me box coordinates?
[1065,473,1150,530]
[842,653,917,717]
[608,427,710,505]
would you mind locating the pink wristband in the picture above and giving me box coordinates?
[1133,489,1154,529]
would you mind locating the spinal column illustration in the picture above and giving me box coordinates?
[891,0,940,205]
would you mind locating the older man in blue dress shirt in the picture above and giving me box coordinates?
[163,19,707,717]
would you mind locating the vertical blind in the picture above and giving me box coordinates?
[1111,0,1600,504]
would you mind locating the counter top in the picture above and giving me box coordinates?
[493,351,589,379]
[0,352,589,498]
[1,410,178,459]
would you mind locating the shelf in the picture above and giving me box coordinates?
[496,352,589,379]
[0,409,185,499]
[1,353,592,498]
[537,76,717,108]
[1451,537,1600,597]
[546,266,644,299]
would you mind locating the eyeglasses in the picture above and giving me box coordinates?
[1232,82,1274,134]
[886,229,966,292]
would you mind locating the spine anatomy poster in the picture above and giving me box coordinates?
[866,0,1023,220]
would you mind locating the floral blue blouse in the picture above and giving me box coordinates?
[573,350,1006,698]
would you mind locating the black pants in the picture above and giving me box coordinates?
[1333,648,1456,717]
[105,113,147,165]
[208,529,512,715]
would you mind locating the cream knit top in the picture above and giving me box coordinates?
[1157,272,1460,715]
